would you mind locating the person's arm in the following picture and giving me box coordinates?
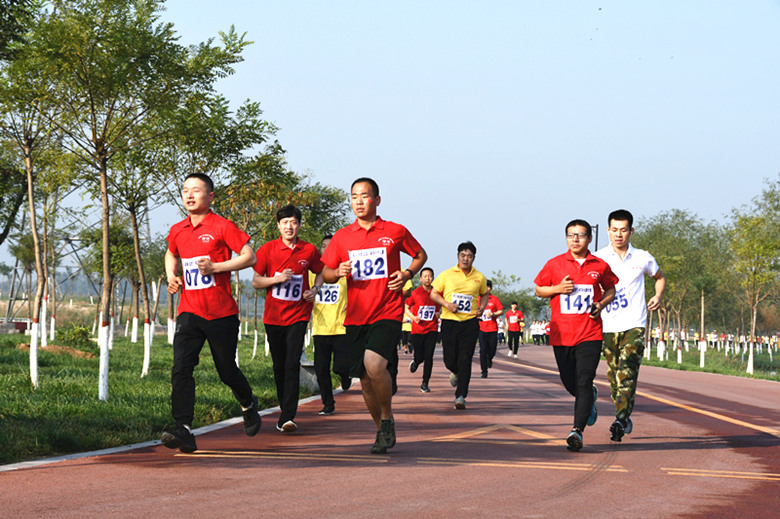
[303,272,324,303]
[475,293,489,318]
[165,249,182,294]
[430,288,457,314]
[404,302,421,324]
[647,269,666,311]
[590,286,616,320]
[535,275,574,298]
[198,243,256,276]
[388,247,428,291]
[252,269,293,290]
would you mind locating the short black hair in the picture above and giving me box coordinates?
[276,204,302,223]
[457,241,477,255]
[351,177,379,198]
[511,301,517,306]
[565,219,592,237]
[486,279,492,288]
[321,233,334,245]
[184,172,214,192]
[608,209,634,229]
[420,267,434,277]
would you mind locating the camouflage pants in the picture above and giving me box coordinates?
[602,328,645,421]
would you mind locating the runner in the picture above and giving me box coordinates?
[505,301,524,357]
[321,177,428,454]
[161,173,261,453]
[405,267,441,392]
[309,234,351,416]
[478,280,503,378]
[534,219,617,452]
[252,204,323,433]
[430,241,489,410]
[594,209,665,442]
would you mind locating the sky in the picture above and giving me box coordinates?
[10,1,780,291]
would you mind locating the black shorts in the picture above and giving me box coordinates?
[345,320,401,378]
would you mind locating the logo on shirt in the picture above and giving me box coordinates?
[378,236,395,247]
[199,234,215,243]
[298,259,310,268]
[586,271,601,280]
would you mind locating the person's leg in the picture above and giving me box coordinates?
[553,345,577,397]
[572,340,602,431]
[411,333,425,370]
[602,332,621,408]
[171,312,206,427]
[456,319,479,398]
[278,320,308,424]
[422,332,437,385]
[205,314,254,408]
[313,335,335,407]
[614,328,645,421]
[486,331,497,363]
[362,350,392,427]
[478,330,489,375]
[440,320,458,373]
[331,333,351,384]
[264,324,288,413]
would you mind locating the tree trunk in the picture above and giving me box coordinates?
[98,154,113,401]
[130,207,153,377]
[24,146,45,389]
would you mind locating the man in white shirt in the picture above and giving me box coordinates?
[594,209,666,442]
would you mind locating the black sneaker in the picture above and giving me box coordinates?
[420,383,431,393]
[488,358,493,368]
[161,426,197,453]
[566,428,583,452]
[242,395,261,437]
[276,420,298,433]
[341,375,352,391]
[610,419,627,442]
[409,360,418,373]
[481,372,487,378]
[319,404,335,415]
[370,419,396,454]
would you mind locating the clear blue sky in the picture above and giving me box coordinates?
[10,1,780,291]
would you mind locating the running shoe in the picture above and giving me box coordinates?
[161,426,197,453]
[341,376,352,391]
[454,396,466,409]
[409,360,418,373]
[318,404,335,416]
[481,372,487,378]
[242,395,262,436]
[566,428,583,452]
[586,385,598,426]
[420,383,431,393]
[507,350,512,357]
[512,354,518,358]
[449,372,458,387]
[625,417,633,434]
[370,419,396,454]
[609,419,626,442]
[276,420,298,433]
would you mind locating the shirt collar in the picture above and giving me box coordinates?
[185,210,215,229]
[349,216,384,232]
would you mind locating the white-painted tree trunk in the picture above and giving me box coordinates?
[30,320,39,388]
[109,314,115,351]
[167,317,175,345]
[50,315,55,342]
[98,324,110,401]
[746,342,754,374]
[141,320,151,377]
[657,341,665,361]
[252,327,258,359]
[677,347,682,364]
[699,341,706,368]
[265,334,270,356]
[41,298,48,348]
[131,316,139,343]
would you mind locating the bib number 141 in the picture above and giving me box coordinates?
[560,285,593,314]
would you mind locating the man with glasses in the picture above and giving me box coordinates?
[594,209,665,442]
[430,241,489,410]
[534,220,618,452]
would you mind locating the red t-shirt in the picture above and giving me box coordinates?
[478,295,503,332]
[505,309,524,332]
[406,286,439,334]
[167,211,250,320]
[322,217,422,326]
[254,237,323,326]
[534,251,618,347]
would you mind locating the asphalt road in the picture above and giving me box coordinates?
[2,343,778,518]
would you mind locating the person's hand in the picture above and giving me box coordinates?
[557,275,574,294]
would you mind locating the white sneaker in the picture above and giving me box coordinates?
[507,350,512,357]
[512,354,518,358]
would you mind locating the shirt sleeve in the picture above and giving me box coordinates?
[223,219,251,254]
[253,244,268,275]
[309,245,324,274]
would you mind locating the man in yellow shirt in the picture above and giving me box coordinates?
[309,235,351,415]
[430,241,489,410]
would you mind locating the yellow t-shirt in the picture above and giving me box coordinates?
[432,265,488,322]
[308,272,347,335]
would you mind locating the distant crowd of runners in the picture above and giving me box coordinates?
[161,174,664,454]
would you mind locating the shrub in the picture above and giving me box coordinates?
[57,324,94,351]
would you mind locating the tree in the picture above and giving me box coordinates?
[0,0,32,61]
[40,0,250,400]
[0,142,26,248]
[489,269,546,321]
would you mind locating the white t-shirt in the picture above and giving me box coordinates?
[594,244,659,333]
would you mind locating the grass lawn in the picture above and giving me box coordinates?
[0,331,309,465]
[640,341,780,381]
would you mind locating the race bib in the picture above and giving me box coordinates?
[509,315,518,324]
[451,293,473,314]
[272,272,303,301]
[418,305,436,321]
[316,283,341,305]
[181,256,215,291]
[604,287,629,314]
[349,248,388,281]
[560,284,594,314]
[481,311,493,321]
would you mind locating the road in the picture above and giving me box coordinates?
[2,343,778,518]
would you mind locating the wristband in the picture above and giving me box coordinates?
[405,268,414,278]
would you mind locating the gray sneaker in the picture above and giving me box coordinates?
[454,396,466,409]
[449,372,458,387]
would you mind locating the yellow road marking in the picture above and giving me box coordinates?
[433,424,557,442]
[418,457,628,472]
[661,467,780,482]
[511,361,780,439]
[177,450,387,462]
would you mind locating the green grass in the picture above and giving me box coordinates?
[641,342,780,381]
[0,331,311,465]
